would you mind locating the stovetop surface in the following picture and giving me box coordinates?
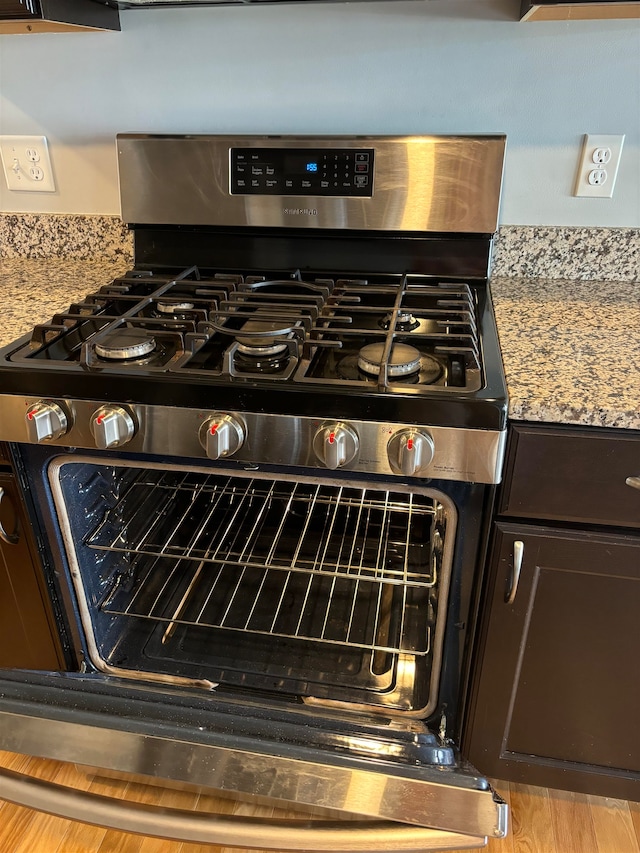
[0,263,507,430]
[6,265,485,393]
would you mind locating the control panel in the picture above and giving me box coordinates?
[230,147,374,197]
[2,395,505,484]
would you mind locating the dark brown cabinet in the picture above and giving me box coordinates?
[0,465,63,670]
[465,423,640,800]
[0,0,119,33]
[520,1,640,21]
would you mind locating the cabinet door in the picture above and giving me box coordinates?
[465,522,640,800]
[0,473,62,669]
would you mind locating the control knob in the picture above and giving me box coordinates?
[199,413,245,460]
[90,405,136,449]
[313,422,359,470]
[388,429,435,477]
[25,400,70,443]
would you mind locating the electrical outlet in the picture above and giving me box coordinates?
[574,134,625,198]
[0,135,56,193]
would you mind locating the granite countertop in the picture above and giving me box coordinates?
[1,258,638,431]
[490,276,639,430]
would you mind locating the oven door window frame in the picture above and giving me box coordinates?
[49,456,456,719]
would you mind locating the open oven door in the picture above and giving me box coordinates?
[0,669,507,851]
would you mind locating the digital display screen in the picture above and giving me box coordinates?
[231,147,374,197]
[283,155,322,176]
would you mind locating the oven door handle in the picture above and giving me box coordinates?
[0,766,488,852]
[0,487,19,545]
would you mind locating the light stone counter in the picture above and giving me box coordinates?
[1,259,638,431]
[1,258,129,348]
[491,276,639,430]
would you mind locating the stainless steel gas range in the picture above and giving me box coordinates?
[0,134,509,850]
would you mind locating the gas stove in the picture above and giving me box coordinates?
[0,134,508,483]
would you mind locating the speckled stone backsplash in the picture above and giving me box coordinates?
[0,214,133,263]
[1,215,638,281]
[492,225,639,282]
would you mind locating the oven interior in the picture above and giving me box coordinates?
[50,459,455,716]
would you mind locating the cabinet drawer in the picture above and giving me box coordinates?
[500,424,640,528]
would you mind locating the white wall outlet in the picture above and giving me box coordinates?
[574,134,625,198]
[0,135,56,193]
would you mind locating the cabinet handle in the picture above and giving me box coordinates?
[0,487,20,545]
[505,540,524,605]
[626,476,640,491]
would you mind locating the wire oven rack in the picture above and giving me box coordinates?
[87,471,447,657]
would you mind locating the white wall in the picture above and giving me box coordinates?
[0,0,639,226]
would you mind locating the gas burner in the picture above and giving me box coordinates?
[333,342,444,386]
[358,343,422,378]
[95,329,157,361]
[156,301,196,315]
[234,351,291,375]
[236,319,294,358]
[379,311,420,332]
[237,341,289,358]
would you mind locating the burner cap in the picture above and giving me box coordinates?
[95,328,156,361]
[156,301,195,314]
[236,319,292,357]
[380,311,420,332]
[358,342,422,377]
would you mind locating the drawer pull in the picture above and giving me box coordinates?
[0,487,19,546]
[626,476,640,491]
[505,540,524,605]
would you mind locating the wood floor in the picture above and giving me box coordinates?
[0,749,638,853]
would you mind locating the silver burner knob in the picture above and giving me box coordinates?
[313,423,359,470]
[90,406,136,449]
[199,414,245,460]
[25,400,70,443]
[388,429,435,476]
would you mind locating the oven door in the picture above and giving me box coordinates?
[0,447,507,849]
[0,670,505,850]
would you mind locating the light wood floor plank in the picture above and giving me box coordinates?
[0,755,63,851]
[96,780,168,853]
[55,769,128,853]
[549,789,599,853]
[629,799,640,848]
[509,783,556,853]
[11,758,95,853]
[588,794,640,853]
[137,783,199,853]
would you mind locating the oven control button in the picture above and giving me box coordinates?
[388,429,435,476]
[199,414,245,460]
[25,400,70,443]
[313,423,359,469]
[90,406,136,449]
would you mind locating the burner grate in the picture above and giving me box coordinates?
[8,266,484,393]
